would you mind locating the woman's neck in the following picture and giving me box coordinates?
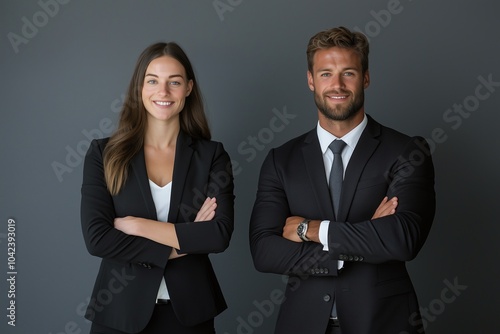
[144,118,180,150]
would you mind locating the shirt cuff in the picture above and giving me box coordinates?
[319,220,330,251]
[319,220,344,270]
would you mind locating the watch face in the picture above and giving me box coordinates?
[297,224,305,235]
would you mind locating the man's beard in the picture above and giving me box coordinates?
[314,89,364,121]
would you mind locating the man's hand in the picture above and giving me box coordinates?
[372,196,398,219]
[283,217,321,243]
[282,196,397,243]
[282,216,304,242]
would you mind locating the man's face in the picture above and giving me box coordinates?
[307,47,370,122]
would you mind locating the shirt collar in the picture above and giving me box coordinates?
[317,113,368,154]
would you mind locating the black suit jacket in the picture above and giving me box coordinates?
[250,115,435,334]
[81,131,234,333]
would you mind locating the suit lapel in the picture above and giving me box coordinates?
[168,131,194,224]
[338,116,381,221]
[302,130,335,220]
[130,147,157,220]
[129,131,194,223]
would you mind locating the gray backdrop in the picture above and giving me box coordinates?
[1,0,499,333]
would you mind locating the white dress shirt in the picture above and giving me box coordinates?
[317,114,368,264]
[149,180,172,301]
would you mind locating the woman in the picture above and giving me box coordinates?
[81,42,234,333]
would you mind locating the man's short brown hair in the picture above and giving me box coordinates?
[307,26,369,74]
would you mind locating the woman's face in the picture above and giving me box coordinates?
[141,55,193,124]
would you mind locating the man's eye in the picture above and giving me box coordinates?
[320,73,331,77]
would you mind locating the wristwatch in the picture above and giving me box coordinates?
[297,219,311,242]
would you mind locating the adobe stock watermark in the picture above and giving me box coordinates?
[223,288,284,334]
[422,73,499,155]
[236,106,296,164]
[6,219,17,327]
[213,0,243,21]
[399,276,468,334]
[441,74,499,132]
[223,249,330,333]
[51,94,125,183]
[7,0,71,54]
[179,160,234,222]
[353,0,416,40]
[48,268,135,334]
[386,73,499,188]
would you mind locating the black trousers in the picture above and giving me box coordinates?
[90,303,215,334]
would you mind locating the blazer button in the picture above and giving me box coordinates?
[323,294,331,302]
[324,268,329,274]
[348,255,354,261]
[354,256,359,261]
[315,268,320,274]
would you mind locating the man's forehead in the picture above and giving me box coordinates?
[312,47,362,70]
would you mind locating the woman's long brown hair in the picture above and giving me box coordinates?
[103,42,211,195]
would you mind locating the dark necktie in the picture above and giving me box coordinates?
[329,140,347,220]
[328,139,347,320]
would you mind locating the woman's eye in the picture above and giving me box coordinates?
[170,81,181,86]
[146,79,157,84]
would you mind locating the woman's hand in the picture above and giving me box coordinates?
[194,197,217,222]
[114,197,218,259]
[114,216,144,236]
[114,197,217,235]
[171,197,216,259]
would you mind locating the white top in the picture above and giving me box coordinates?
[149,180,172,300]
[316,114,368,268]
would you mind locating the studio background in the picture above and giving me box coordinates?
[1,0,498,333]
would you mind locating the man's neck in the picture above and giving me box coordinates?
[318,110,365,138]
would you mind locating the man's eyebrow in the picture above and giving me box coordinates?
[317,67,360,72]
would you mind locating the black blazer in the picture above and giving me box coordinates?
[81,131,234,333]
[250,115,435,334]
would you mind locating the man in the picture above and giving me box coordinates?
[249,26,435,334]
